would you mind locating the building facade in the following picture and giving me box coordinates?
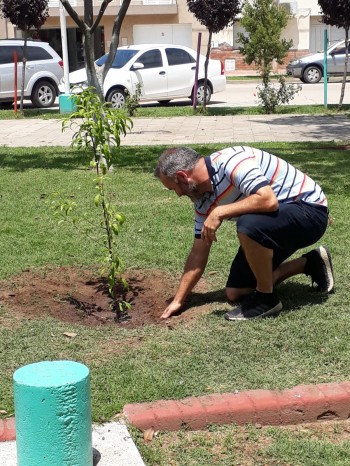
[0,0,347,73]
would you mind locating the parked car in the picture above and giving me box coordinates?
[287,40,350,84]
[0,39,64,108]
[59,44,226,107]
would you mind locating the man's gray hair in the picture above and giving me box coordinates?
[154,147,201,179]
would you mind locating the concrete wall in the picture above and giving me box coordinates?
[299,0,322,15]
[0,19,15,38]
[0,19,8,38]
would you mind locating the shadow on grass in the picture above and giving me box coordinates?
[0,147,87,172]
[0,145,166,173]
[206,105,350,116]
[136,103,350,118]
[210,282,329,320]
[1,144,350,193]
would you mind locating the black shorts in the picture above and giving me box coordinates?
[226,200,329,289]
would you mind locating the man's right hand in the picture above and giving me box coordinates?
[160,238,211,320]
[161,301,183,319]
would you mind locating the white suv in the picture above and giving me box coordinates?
[60,44,226,107]
[0,39,64,108]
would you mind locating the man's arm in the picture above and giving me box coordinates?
[161,238,212,319]
[201,185,278,244]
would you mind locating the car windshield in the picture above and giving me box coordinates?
[316,42,344,53]
[95,49,138,69]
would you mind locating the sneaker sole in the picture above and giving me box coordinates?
[224,301,283,321]
[318,246,335,293]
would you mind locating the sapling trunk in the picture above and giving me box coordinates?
[61,87,132,321]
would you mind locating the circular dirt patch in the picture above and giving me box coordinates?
[0,267,215,328]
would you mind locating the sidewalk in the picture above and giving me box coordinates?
[0,422,145,466]
[1,114,350,147]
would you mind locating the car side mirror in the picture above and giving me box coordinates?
[130,62,144,71]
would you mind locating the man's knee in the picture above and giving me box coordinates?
[226,287,252,303]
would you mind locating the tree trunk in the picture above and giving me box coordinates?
[81,0,103,97]
[84,29,103,98]
[338,28,349,111]
[59,0,131,99]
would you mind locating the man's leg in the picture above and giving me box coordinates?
[227,256,310,301]
[274,247,334,293]
[273,257,306,286]
[224,202,331,321]
[226,249,333,309]
[238,232,274,293]
[225,246,256,303]
[225,232,282,321]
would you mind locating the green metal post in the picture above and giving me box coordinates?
[324,29,328,109]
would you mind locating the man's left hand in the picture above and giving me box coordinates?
[201,211,222,244]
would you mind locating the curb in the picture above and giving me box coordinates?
[2,381,350,440]
[123,381,350,432]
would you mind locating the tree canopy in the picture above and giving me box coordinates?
[187,0,241,33]
[318,0,350,30]
[239,0,292,83]
[186,0,241,110]
[238,0,299,113]
[0,0,49,33]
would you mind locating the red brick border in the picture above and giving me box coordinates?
[0,417,16,442]
[123,382,350,432]
[2,382,350,440]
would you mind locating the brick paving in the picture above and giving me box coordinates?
[1,114,350,147]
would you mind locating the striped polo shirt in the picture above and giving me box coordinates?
[194,146,327,238]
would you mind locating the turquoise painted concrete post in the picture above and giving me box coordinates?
[59,94,77,114]
[13,360,93,466]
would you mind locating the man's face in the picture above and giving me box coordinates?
[159,172,201,201]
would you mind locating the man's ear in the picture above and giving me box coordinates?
[176,170,189,183]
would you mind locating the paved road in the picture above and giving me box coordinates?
[137,78,350,109]
[0,113,350,147]
[211,79,350,108]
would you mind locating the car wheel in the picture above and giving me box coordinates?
[192,83,212,105]
[31,81,56,108]
[303,66,322,84]
[107,88,126,108]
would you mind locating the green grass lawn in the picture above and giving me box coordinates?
[1,142,350,465]
[133,421,350,465]
[1,103,350,119]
